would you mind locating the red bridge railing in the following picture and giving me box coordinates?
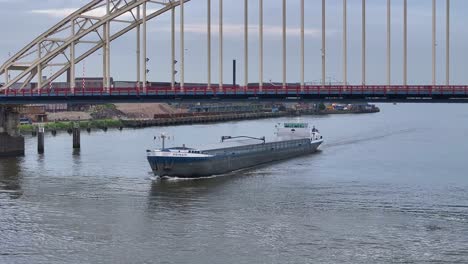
[1,85,468,97]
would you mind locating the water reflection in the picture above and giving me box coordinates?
[0,157,23,199]
[72,149,81,156]
[149,176,231,201]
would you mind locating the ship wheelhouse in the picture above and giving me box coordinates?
[276,122,322,141]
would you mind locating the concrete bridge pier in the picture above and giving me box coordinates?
[73,124,80,149]
[37,127,45,154]
[0,106,25,157]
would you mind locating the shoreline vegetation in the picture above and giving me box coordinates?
[19,119,124,133]
[18,105,380,134]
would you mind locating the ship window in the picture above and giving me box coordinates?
[284,123,308,128]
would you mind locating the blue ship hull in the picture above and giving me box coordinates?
[147,138,322,178]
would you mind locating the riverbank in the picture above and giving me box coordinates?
[19,112,290,133]
[18,103,380,133]
[122,112,287,128]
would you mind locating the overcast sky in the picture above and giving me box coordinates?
[1,0,468,85]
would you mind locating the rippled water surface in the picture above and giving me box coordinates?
[1,104,468,263]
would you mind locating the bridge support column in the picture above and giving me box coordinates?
[172,5,176,90]
[207,0,211,90]
[446,0,450,87]
[343,0,347,89]
[70,19,76,92]
[362,0,366,86]
[73,123,80,149]
[403,0,407,87]
[137,6,141,89]
[38,126,44,154]
[104,0,111,93]
[432,0,436,88]
[180,0,185,91]
[219,0,223,92]
[300,0,305,91]
[282,0,286,90]
[387,0,391,88]
[259,0,263,92]
[142,2,147,93]
[322,0,326,88]
[4,69,8,84]
[244,0,248,90]
[0,106,25,157]
[38,43,43,90]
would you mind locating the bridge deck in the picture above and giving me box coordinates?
[1,85,468,104]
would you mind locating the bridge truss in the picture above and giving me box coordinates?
[0,0,188,92]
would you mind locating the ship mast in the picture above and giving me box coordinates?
[161,134,167,149]
[155,133,170,149]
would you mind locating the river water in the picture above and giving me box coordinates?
[1,104,468,263]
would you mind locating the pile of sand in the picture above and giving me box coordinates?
[44,103,185,121]
[115,103,186,119]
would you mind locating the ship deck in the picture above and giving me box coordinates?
[203,137,314,156]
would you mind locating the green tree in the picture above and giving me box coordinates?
[318,102,326,111]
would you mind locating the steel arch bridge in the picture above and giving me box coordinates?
[0,0,189,92]
[1,0,468,104]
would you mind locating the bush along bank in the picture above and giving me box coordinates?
[19,103,380,134]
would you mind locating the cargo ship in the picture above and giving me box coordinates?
[146,123,323,178]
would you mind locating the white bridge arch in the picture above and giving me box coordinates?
[0,0,190,91]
